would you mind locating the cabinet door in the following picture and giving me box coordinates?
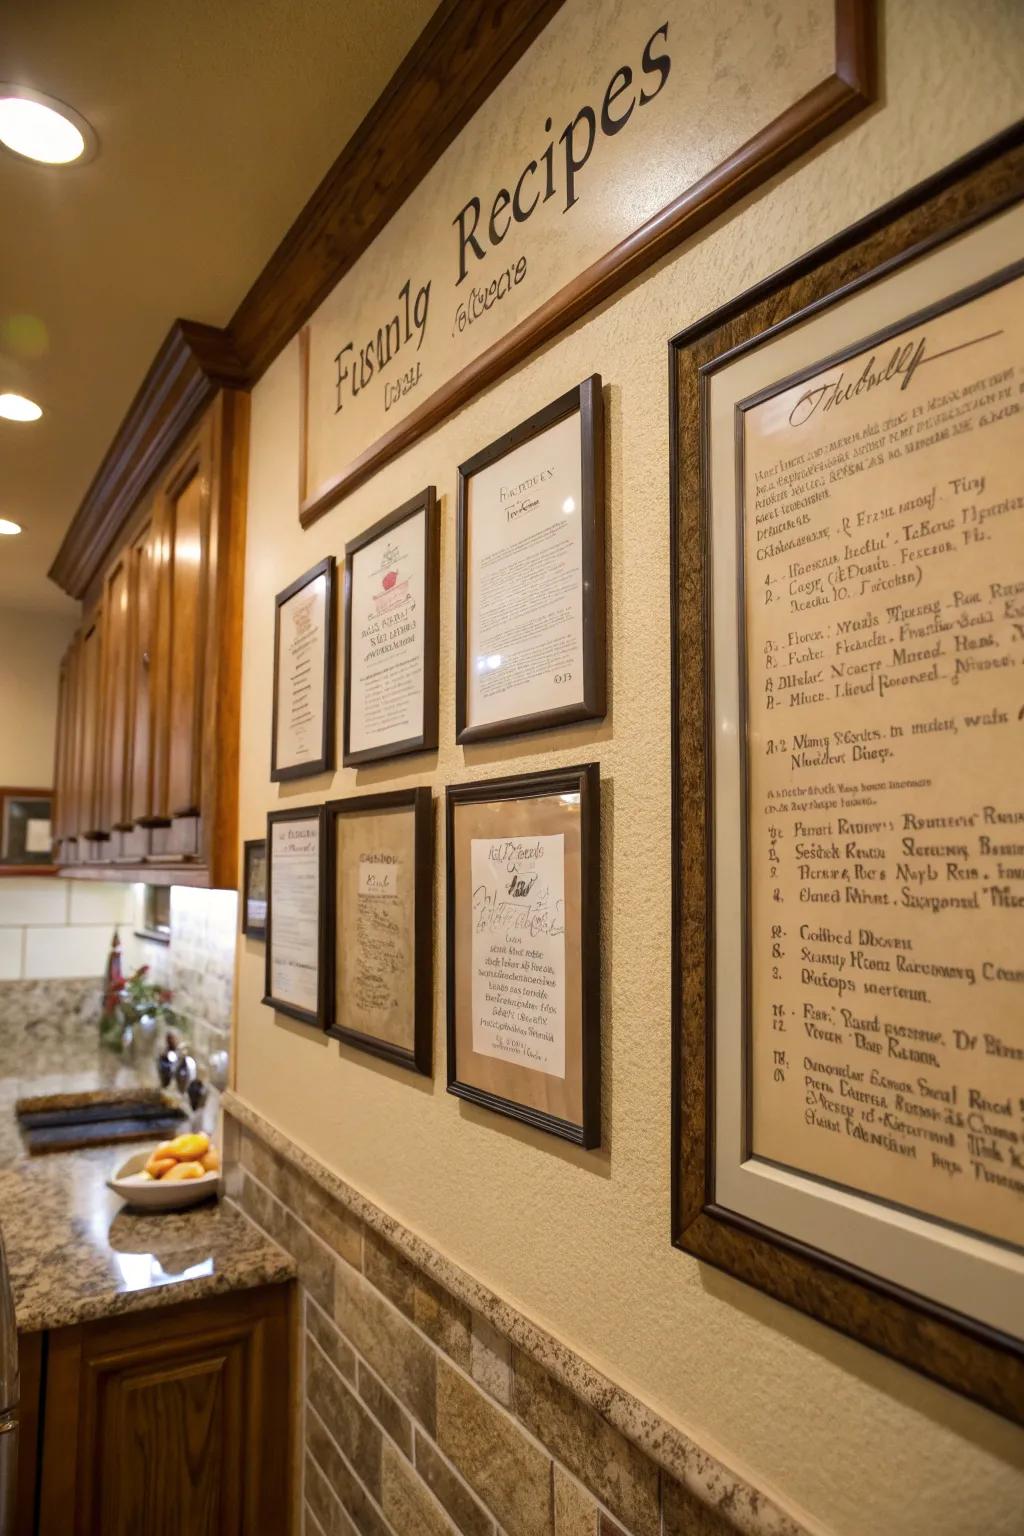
[77,613,108,842]
[99,552,133,831]
[159,430,213,821]
[52,639,77,847]
[39,1285,292,1536]
[127,508,168,827]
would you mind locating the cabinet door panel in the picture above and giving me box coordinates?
[96,1346,243,1536]
[53,644,74,843]
[38,1284,292,1536]
[127,512,168,826]
[77,617,107,841]
[163,456,210,819]
[100,555,132,831]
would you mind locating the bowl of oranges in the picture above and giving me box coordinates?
[108,1131,222,1210]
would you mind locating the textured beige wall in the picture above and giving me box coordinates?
[234,3,1024,1532]
[0,607,75,786]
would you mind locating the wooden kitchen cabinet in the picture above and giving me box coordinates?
[52,389,248,888]
[20,1284,292,1536]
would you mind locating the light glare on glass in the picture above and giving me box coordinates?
[0,392,42,422]
[0,518,23,536]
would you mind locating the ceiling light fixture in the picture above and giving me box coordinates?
[0,519,23,537]
[0,393,42,422]
[0,85,96,165]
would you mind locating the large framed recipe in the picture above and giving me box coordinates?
[263,805,327,1028]
[671,126,1024,1421]
[456,378,606,742]
[446,764,601,1146]
[271,556,336,780]
[343,488,440,765]
[325,787,434,1074]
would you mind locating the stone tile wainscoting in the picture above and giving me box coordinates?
[223,1094,806,1536]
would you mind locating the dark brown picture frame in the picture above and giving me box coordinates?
[270,555,336,781]
[324,787,434,1074]
[455,376,606,743]
[342,488,440,765]
[446,762,601,1146]
[0,786,56,875]
[262,804,327,1028]
[242,838,267,939]
[670,124,1024,1423]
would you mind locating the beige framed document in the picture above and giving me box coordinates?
[343,488,440,765]
[456,378,606,743]
[325,787,434,1074]
[671,126,1024,1422]
[263,805,327,1028]
[446,763,601,1146]
[271,557,336,781]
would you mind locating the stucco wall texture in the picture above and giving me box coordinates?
[234,4,1024,1532]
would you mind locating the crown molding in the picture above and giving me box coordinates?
[48,320,245,599]
[49,0,562,603]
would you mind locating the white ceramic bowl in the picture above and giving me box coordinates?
[107,1149,221,1211]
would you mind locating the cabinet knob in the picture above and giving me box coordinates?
[141,650,150,669]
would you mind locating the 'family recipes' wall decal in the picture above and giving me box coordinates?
[299,0,875,524]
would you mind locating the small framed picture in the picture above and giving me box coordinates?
[343,487,440,765]
[456,376,606,743]
[263,806,326,1028]
[0,788,54,867]
[271,556,336,781]
[326,787,433,1074]
[242,838,268,939]
[446,763,601,1145]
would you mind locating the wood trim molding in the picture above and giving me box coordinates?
[49,321,245,599]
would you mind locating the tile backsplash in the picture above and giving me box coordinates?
[133,885,237,1073]
[0,881,237,1078]
[0,878,136,981]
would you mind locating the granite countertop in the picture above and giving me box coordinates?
[0,1005,294,1334]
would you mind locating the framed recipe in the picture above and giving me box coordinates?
[446,763,601,1146]
[263,806,327,1027]
[325,787,433,1073]
[343,487,440,765]
[456,377,606,743]
[671,126,1024,1421]
[242,838,268,939]
[271,556,336,780]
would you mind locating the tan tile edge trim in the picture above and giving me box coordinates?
[222,1088,813,1536]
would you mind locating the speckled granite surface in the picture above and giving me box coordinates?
[0,984,293,1334]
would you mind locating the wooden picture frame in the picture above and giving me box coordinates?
[270,556,336,781]
[455,376,606,743]
[242,838,268,939]
[0,787,55,874]
[446,763,601,1146]
[342,487,440,765]
[325,787,434,1074]
[263,805,327,1028]
[670,124,1024,1423]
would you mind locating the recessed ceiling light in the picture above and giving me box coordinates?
[0,85,96,165]
[0,393,42,422]
[0,519,23,537]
